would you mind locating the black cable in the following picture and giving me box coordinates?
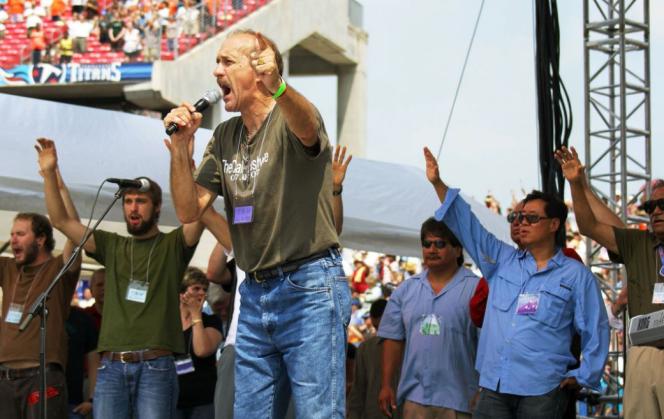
[534,0,573,245]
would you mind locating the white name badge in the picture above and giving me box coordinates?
[419,314,441,336]
[126,280,149,303]
[6,303,24,324]
[653,283,664,304]
[175,356,195,375]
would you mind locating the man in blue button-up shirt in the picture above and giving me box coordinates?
[378,217,486,418]
[423,147,609,419]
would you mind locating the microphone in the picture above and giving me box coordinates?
[106,178,151,192]
[165,90,222,135]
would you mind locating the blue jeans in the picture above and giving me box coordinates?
[93,355,178,419]
[234,252,351,419]
[473,386,570,419]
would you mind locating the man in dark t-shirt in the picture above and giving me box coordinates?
[164,30,351,418]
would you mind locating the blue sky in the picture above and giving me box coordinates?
[291,0,663,208]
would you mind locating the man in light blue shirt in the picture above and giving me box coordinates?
[378,217,487,418]
[423,147,609,419]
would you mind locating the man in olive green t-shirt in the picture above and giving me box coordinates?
[559,146,664,419]
[37,138,205,419]
[164,30,351,418]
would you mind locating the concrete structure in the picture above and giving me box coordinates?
[141,0,368,156]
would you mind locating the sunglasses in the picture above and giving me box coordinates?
[422,239,448,249]
[506,212,551,225]
[639,199,664,215]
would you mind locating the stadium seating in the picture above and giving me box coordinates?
[0,0,269,68]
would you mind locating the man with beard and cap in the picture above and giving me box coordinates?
[164,30,350,418]
[36,138,227,419]
[556,146,664,418]
[0,152,81,418]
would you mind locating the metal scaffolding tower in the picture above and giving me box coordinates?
[583,0,651,417]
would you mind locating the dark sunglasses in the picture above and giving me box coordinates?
[639,199,664,215]
[422,239,448,249]
[506,212,550,225]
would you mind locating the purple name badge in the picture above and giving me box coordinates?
[516,293,540,315]
[233,205,254,224]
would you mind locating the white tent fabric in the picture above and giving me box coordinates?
[1,93,510,258]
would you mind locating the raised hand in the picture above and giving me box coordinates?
[554,146,585,183]
[34,138,58,174]
[180,291,205,316]
[332,145,352,191]
[423,146,441,185]
[250,32,281,95]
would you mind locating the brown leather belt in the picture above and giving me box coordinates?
[0,363,62,380]
[101,349,172,363]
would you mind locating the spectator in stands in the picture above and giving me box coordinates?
[69,13,93,54]
[122,19,142,61]
[378,217,485,418]
[424,146,609,418]
[50,0,66,21]
[7,0,23,22]
[557,146,664,418]
[179,0,199,36]
[232,0,242,10]
[97,11,111,43]
[72,0,86,16]
[57,28,74,64]
[29,23,46,65]
[24,2,42,30]
[350,259,370,294]
[0,22,5,40]
[0,5,8,24]
[165,14,178,52]
[108,11,124,51]
[176,268,223,419]
[143,17,160,61]
[348,299,398,419]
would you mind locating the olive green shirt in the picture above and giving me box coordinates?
[194,106,339,273]
[89,228,196,353]
[614,227,664,317]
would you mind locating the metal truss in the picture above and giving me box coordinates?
[583,0,651,417]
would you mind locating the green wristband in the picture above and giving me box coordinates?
[272,79,287,99]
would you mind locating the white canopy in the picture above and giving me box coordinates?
[0,93,510,261]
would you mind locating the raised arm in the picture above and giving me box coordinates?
[36,138,95,255]
[251,33,319,146]
[423,147,514,278]
[555,146,619,254]
[331,145,352,235]
[163,128,216,223]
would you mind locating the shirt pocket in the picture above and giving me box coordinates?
[491,274,521,311]
[532,279,573,328]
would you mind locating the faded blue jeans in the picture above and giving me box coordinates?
[93,355,178,419]
[234,251,351,419]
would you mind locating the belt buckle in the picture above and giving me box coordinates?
[253,272,266,283]
[118,351,134,363]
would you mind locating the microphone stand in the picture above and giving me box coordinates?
[19,188,124,419]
